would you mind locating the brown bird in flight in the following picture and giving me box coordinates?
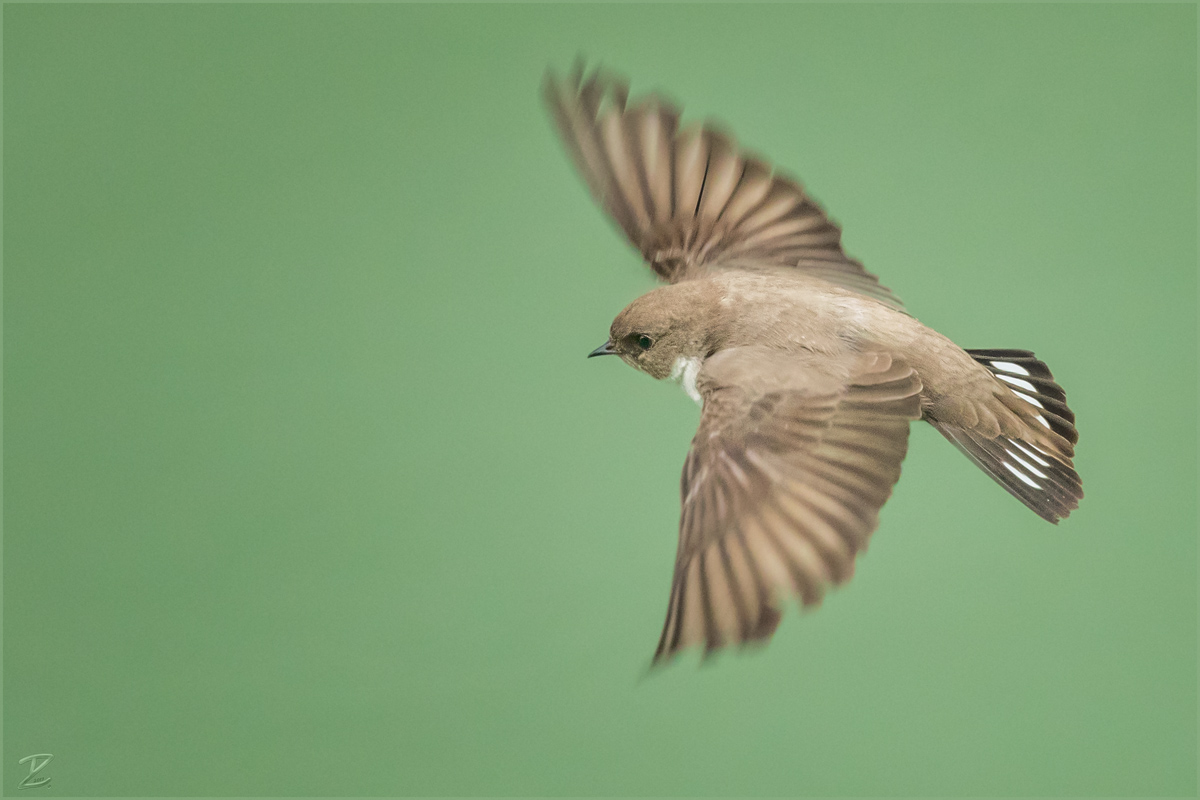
[543,63,1082,664]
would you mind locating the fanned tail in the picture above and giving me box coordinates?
[966,349,1077,446]
[934,349,1082,523]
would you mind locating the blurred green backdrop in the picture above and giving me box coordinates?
[4,4,1195,796]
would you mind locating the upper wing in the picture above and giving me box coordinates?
[654,348,922,663]
[543,63,904,310]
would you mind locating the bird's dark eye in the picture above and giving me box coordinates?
[637,335,653,350]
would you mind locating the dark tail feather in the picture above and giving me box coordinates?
[935,349,1082,523]
[934,424,1082,523]
[965,349,1078,446]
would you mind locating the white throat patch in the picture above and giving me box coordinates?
[669,356,703,405]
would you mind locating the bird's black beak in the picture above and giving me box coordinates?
[587,340,616,358]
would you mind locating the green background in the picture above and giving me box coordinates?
[5,4,1196,796]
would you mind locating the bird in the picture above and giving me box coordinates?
[543,63,1082,664]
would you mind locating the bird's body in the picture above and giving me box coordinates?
[651,269,1056,444]
[545,64,1082,663]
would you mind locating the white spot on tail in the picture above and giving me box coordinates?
[670,356,703,405]
[1014,391,1045,409]
[1002,461,1042,489]
[997,374,1038,393]
[1006,448,1048,479]
[991,360,1031,376]
[1010,440,1051,467]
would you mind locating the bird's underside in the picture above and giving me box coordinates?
[544,62,1083,663]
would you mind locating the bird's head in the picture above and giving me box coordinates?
[588,283,723,379]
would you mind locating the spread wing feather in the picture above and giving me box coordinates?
[544,64,904,310]
[654,349,922,663]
